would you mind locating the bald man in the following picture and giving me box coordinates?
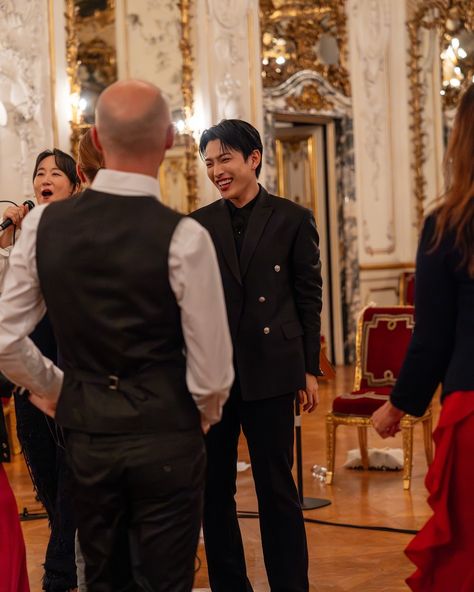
[0,80,233,591]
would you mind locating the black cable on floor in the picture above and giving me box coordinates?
[237,510,419,536]
[19,507,48,522]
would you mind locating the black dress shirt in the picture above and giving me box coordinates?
[225,189,261,256]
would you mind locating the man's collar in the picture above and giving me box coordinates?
[225,184,262,211]
[91,169,161,200]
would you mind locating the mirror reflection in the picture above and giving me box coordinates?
[67,0,117,144]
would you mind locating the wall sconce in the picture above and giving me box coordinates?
[172,107,204,144]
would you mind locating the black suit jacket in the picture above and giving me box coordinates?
[391,213,474,416]
[191,187,322,401]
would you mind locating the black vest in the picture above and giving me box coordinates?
[36,189,199,434]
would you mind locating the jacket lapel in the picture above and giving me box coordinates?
[212,200,242,285]
[239,188,273,279]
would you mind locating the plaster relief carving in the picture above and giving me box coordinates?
[126,0,183,108]
[217,73,242,119]
[0,0,51,199]
[207,0,251,120]
[210,0,250,29]
[350,0,395,255]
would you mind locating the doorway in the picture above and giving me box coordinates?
[274,116,344,365]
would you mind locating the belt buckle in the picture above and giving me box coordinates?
[108,375,119,390]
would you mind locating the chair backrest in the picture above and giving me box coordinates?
[353,305,415,391]
[399,271,415,305]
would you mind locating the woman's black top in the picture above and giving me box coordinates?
[391,213,474,416]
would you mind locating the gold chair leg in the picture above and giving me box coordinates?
[5,400,21,456]
[357,426,369,470]
[423,414,433,466]
[326,414,337,485]
[402,425,414,490]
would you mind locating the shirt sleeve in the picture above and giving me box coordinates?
[0,206,63,400]
[0,246,12,291]
[390,215,457,416]
[168,217,233,425]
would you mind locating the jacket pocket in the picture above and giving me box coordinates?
[281,320,304,340]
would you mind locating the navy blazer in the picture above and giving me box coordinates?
[391,213,474,416]
[191,186,323,401]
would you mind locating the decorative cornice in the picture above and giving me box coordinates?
[265,70,351,115]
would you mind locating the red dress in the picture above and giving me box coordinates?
[406,391,474,591]
[0,464,30,592]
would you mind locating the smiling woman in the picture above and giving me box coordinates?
[32,149,80,205]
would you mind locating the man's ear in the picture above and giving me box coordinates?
[91,126,103,153]
[249,149,261,172]
[165,123,175,150]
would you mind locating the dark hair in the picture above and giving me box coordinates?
[199,119,263,177]
[433,84,474,277]
[32,148,80,189]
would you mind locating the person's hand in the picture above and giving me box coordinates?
[298,373,319,413]
[0,204,30,248]
[28,392,57,418]
[372,401,405,438]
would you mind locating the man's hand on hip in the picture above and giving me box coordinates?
[298,373,319,413]
[28,392,57,418]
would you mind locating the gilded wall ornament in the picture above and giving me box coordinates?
[407,0,474,228]
[284,83,334,111]
[178,0,198,212]
[260,0,351,97]
[65,0,117,156]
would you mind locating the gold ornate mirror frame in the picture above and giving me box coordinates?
[65,0,197,212]
[259,0,351,101]
[407,0,474,228]
[65,0,117,156]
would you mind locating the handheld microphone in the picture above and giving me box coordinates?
[0,200,35,231]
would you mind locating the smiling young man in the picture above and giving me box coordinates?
[191,119,323,592]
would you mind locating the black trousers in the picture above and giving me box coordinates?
[203,387,309,592]
[66,430,205,592]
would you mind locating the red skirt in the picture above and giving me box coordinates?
[0,464,30,592]
[406,391,474,591]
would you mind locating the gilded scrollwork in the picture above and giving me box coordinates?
[178,0,198,212]
[284,83,334,111]
[407,0,474,228]
[260,0,350,97]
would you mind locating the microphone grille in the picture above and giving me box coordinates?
[23,200,35,211]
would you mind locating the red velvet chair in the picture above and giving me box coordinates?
[326,305,433,490]
[399,271,415,305]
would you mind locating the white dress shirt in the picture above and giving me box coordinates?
[0,169,233,425]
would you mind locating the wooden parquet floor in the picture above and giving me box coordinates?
[5,366,437,592]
